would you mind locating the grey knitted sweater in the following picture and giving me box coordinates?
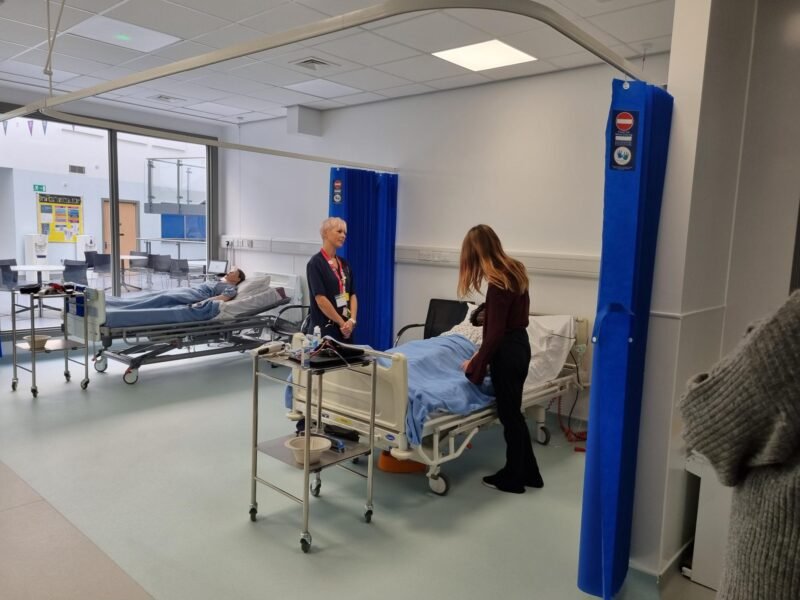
[680,291,800,600]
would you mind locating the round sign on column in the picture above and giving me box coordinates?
[610,109,638,171]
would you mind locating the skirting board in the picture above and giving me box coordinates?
[220,235,600,279]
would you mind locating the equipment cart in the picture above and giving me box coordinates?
[11,289,90,397]
[249,344,382,553]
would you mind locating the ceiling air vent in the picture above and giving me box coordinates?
[291,57,338,71]
[69,165,86,174]
[148,94,186,104]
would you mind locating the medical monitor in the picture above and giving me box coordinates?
[207,259,228,274]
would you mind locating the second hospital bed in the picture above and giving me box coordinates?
[66,273,300,384]
[287,299,588,495]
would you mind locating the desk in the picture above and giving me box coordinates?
[11,265,66,316]
[136,238,205,259]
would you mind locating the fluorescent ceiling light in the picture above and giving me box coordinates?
[69,16,181,53]
[433,40,536,71]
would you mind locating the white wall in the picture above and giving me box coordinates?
[0,168,15,259]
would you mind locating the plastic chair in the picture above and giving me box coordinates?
[61,259,88,286]
[150,254,173,288]
[126,251,149,288]
[0,258,20,318]
[91,253,111,287]
[84,250,97,269]
[394,299,469,346]
[168,258,190,287]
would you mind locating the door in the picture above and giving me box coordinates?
[102,200,138,256]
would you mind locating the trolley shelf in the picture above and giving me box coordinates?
[15,338,87,353]
[258,434,371,471]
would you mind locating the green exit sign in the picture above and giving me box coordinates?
[33,184,46,192]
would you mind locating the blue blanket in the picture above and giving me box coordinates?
[104,300,220,328]
[380,335,494,446]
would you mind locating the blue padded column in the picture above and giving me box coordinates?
[329,167,398,349]
[578,79,673,599]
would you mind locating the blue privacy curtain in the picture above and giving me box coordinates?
[328,167,398,350]
[578,80,673,599]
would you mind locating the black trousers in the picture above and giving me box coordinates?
[489,328,541,484]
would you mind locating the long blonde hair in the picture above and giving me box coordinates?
[457,224,528,297]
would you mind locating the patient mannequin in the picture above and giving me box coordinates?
[106,268,246,310]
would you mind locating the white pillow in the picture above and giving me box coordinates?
[441,302,483,346]
[526,315,575,387]
[218,286,283,318]
[236,274,270,296]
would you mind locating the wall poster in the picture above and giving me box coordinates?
[37,193,83,242]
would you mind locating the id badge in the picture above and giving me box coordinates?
[335,293,347,308]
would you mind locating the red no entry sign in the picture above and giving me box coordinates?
[616,112,634,131]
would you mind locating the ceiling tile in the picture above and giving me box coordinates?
[556,0,661,18]
[0,59,78,82]
[300,28,358,46]
[425,72,491,90]
[15,48,109,75]
[626,35,672,56]
[213,95,283,112]
[376,54,469,82]
[377,83,434,98]
[241,3,327,35]
[168,0,284,22]
[185,101,248,116]
[445,8,546,37]
[205,56,260,72]
[294,0,382,17]
[59,74,107,89]
[286,78,361,98]
[335,91,384,106]
[118,54,196,80]
[155,40,214,61]
[503,25,585,59]
[548,49,604,69]
[0,40,26,60]
[571,17,628,47]
[230,60,312,86]
[0,1,93,30]
[68,15,182,53]
[51,34,145,65]
[371,12,490,53]
[145,80,229,102]
[193,24,265,50]
[189,73,270,95]
[326,67,411,92]
[63,0,121,13]
[220,111,280,124]
[313,31,420,66]
[245,85,321,106]
[481,58,559,80]
[247,42,307,61]
[362,11,435,30]
[0,18,49,46]
[106,0,230,39]
[587,0,675,43]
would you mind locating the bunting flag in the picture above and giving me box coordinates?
[27,120,34,136]
[2,121,7,135]
[41,120,48,135]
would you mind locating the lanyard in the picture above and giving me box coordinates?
[320,248,345,294]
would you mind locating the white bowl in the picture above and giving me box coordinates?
[285,436,332,465]
[23,334,50,350]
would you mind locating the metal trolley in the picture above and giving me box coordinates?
[248,343,383,553]
[11,289,90,398]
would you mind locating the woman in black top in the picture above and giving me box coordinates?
[306,217,358,342]
[459,224,542,494]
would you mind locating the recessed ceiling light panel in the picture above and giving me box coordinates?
[70,16,182,53]
[433,40,536,72]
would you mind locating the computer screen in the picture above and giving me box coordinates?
[207,259,228,274]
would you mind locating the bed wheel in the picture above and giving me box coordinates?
[300,534,312,553]
[536,426,551,446]
[12,379,18,391]
[94,356,108,373]
[428,474,449,496]
[80,379,89,390]
[123,368,139,385]
[364,509,373,523]
[64,370,71,382]
[249,507,257,522]
[31,386,38,398]
[310,480,322,497]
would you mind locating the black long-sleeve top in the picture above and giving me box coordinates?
[465,284,530,384]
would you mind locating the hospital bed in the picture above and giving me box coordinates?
[288,299,588,495]
[66,273,300,384]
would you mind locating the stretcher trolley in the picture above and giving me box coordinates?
[248,343,383,554]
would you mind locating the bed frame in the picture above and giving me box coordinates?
[66,282,292,385]
[288,301,588,495]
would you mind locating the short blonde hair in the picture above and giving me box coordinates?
[320,217,347,240]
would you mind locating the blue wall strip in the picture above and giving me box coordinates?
[578,79,674,598]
